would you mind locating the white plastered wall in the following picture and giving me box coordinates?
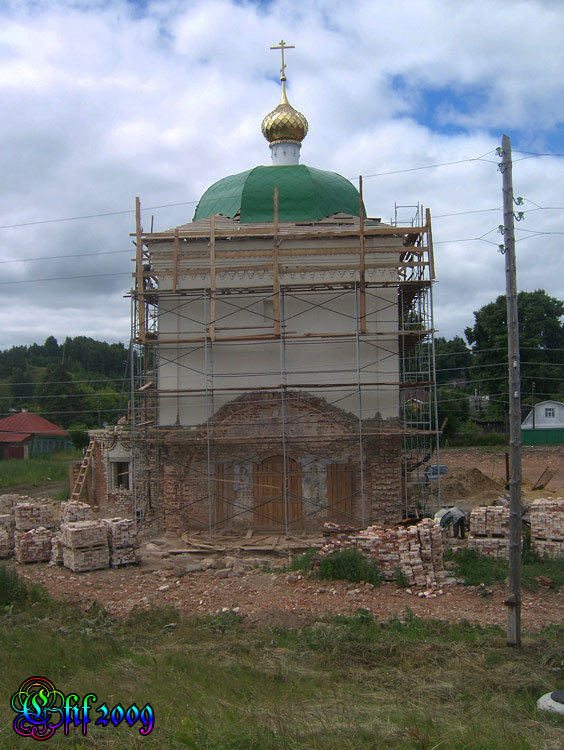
[151,231,401,427]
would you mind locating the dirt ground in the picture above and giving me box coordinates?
[9,546,564,632]
[8,446,564,632]
[438,445,564,512]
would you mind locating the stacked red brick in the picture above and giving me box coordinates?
[319,519,445,586]
[530,498,564,558]
[60,501,92,524]
[0,495,16,558]
[14,501,56,563]
[467,506,510,559]
[0,494,34,558]
[51,502,94,566]
[101,518,138,567]
[60,521,109,572]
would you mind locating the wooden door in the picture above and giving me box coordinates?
[214,463,233,529]
[327,463,353,523]
[253,456,302,528]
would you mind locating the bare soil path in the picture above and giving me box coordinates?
[9,550,564,632]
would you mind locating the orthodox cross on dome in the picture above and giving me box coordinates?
[270,39,295,82]
[263,38,307,165]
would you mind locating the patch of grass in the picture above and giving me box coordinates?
[452,547,564,592]
[394,565,410,588]
[522,549,564,592]
[451,548,508,586]
[0,593,563,749]
[0,449,82,489]
[206,609,244,634]
[290,546,318,573]
[318,547,382,585]
[0,564,47,607]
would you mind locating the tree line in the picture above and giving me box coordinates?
[0,336,129,430]
[435,290,564,435]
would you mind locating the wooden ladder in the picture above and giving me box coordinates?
[70,441,93,502]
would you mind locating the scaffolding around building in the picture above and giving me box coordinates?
[127,187,441,534]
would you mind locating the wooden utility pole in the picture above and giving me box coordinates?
[501,134,522,647]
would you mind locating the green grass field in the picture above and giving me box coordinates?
[0,450,81,493]
[0,567,563,749]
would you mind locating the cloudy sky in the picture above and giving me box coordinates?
[2,0,563,351]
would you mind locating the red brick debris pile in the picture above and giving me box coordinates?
[319,519,446,587]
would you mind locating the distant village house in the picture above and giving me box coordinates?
[0,413,71,460]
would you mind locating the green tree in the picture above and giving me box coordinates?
[36,364,86,428]
[465,290,564,408]
[434,336,473,386]
[437,385,469,435]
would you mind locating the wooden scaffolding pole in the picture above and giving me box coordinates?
[209,214,217,342]
[426,208,435,281]
[358,176,367,334]
[273,187,281,336]
[172,227,179,292]
[135,197,146,341]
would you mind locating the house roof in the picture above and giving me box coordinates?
[193,165,363,223]
[0,431,32,444]
[0,413,69,443]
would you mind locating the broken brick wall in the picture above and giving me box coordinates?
[158,391,404,536]
[89,430,135,518]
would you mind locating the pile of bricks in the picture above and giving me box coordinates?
[14,527,53,563]
[60,521,109,573]
[0,512,15,557]
[101,517,138,567]
[0,495,139,571]
[467,506,510,559]
[0,494,32,514]
[50,535,64,566]
[530,498,564,558]
[13,501,57,563]
[0,528,11,558]
[59,501,92,524]
[319,518,445,586]
[14,502,56,532]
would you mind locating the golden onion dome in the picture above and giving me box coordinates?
[261,79,308,146]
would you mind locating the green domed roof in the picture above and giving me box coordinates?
[193,165,362,223]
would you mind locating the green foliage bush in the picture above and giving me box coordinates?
[290,546,318,573]
[318,548,382,585]
[444,433,508,448]
[0,565,46,606]
[394,566,410,588]
[68,428,90,450]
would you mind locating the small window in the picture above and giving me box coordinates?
[545,407,555,418]
[113,461,130,490]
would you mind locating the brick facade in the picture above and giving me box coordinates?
[89,391,404,537]
[158,391,403,536]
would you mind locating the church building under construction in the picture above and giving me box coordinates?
[82,41,439,537]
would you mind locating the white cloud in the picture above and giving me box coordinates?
[0,0,563,352]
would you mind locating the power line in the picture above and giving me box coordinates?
[0,248,132,265]
[0,149,499,234]
[0,271,131,286]
[0,200,198,231]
